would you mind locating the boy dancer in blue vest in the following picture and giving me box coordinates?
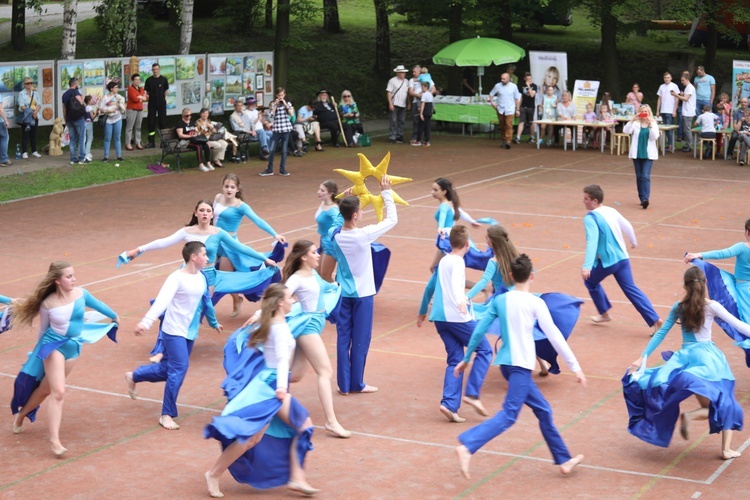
[455,254,586,478]
[581,184,663,333]
[331,175,397,394]
[418,225,492,422]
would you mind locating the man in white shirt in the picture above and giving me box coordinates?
[386,65,410,144]
[243,96,270,159]
[126,241,222,430]
[488,72,521,149]
[656,71,679,152]
[331,176,397,394]
[674,72,696,152]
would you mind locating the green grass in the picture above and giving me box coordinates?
[0,18,10,24]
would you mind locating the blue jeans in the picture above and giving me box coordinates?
[0,120,8,163]
[266,130,289,172]
[103,119,123,159]
[257,128,269,151]
[632,158,653,202]
[68,118,86,162]
[696,99,711,115]
[84,121,93,158]
[660,113,674,147]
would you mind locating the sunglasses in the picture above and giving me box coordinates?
[182,114,191,118]
[343,95,351,97]
[24,82,32,85]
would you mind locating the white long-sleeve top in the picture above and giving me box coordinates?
[264,322,296,390]
[141,269,208,337]
[427,254,473,322]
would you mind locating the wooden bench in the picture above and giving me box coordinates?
[158,128,199,173]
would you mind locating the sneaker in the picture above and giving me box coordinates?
[513,138,521,144]
[0,161,12,167]
[103,157,109,162]
[740,160,746,166]
[396,137,404,144]
[21,152,28,159]
[85,154,92,161]
[411,141,421,147]
[144,143,155,149]
[259,169,274,176]
[666,146,674,153]
[504,142,511,150]
[681,146,692,153]
[82,159,92,164]
[529,137,536,144]
[279,170,290,176]
[423,142,431,147]
[198,164,210,172]
[32,151,41,158]
[70,160,79,165]
[537,139,544,146]
[117,157,123,161]
[206,162,215,171]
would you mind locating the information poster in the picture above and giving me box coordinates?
[571,80,600,144]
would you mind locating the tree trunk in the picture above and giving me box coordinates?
[497,0,512,41]
[11,0,25,50]
[274,0,290,89]
[179,0,194,55]
[61,0,78,60]
[448,2,462,43]
[323,0,342,33]
[600,1,620,97]
[373,0,390,77]
[265,0,273,29]
[123,0,138,56]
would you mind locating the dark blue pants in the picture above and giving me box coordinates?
[132,332,194,417]
[336,295,374,393]
[584,259,659,326]
[435,321,492,412]
[660,113,674,147]
[458,366,571,464]
[266,131,290,172]
[632,158,653,203]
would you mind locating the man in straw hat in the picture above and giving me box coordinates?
[386,65,410,144]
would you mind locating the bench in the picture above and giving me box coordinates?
[158,128,200,173]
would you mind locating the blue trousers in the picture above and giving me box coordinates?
[459,366,571,464]
[584,259,659,326]
[660,113,674,147]
[0,120,8,163]
[132,332,194,417]
[266,131,289,172]
[632,158,653,203]
[336,295,374,393]
[68,118,86,162]
[103,119,122,159]
[435,321,492,412]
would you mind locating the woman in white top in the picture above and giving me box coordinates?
[205,284,319,497]
[98,80,126,162]
[623,104,660,209]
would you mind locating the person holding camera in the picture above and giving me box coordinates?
[623,104,660,209]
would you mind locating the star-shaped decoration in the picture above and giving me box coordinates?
[333,152,412,221]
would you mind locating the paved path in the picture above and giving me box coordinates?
[0,1,98,46]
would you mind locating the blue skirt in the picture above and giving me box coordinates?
[436,235,493,271]
[622,341,743,448]
[204,327,313,490]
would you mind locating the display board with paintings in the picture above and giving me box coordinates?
[206,51,274,115]
[0,60,56,128]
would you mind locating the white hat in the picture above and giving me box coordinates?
[393,65,409,73]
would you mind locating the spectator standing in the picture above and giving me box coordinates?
[416,81,434,147]
[83,95,97,163]
[0,103,10,166]
[461,68,477,97]
[507,64,518,85]
[61,77,86,165]
[625,83,643,110]
[386,65,410,144]
[125,73,146,150]
[259,87,294,177]
[674,73,696,153]
[516,72,537,144]
[623,105,659,209]
[98,81,126,162]
[694,65,716,114]
[408,65,423,145]
[656,71,679,152]
[17,77,41,159]
[143,63,169,149]
[488,72,521,150]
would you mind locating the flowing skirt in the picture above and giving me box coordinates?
[436,235,494,271]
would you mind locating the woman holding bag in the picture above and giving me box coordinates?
[17,77,41,159]
[98,81,126,162]
[623,104,660,209]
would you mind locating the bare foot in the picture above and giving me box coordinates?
[538,359,550,377]
[149,352,163,364]
[722,449,741,460]
[590,314,611,324]
[12,413,24,434]
[324,421,352,438]
[440,405,466,423]
[680,413,690,440]
[230,295,243,318]
[287,480,321,495]
[50,441,68,458]
[125,372,137,400]
[462,396,489,416]
[456,445,472,479]
[353,384,378,394]
[560,454,584,474]
[205,471,224,498]
[159,415,180,430]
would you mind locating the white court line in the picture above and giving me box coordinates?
[405,168,539,204]
[538,166,750,184]
[704,435,750,484]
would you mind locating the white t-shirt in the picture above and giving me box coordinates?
[694,112,717,132]
[386,76,409,108]
[656,82,679,114]
[681,82,696,117]
[284,273,321,312]
[410,77,422,104]
[421,91,434,104]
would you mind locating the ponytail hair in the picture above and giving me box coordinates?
[678,266,707,332]
[282,240,315,283]
[435,177,460,221]
[249,283,288,347]
[486,225,520,287]
[322,180,339,205]
[13,261,71,328]
[186,199,214,226]
[222,173,244,201]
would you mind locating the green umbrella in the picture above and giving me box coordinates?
[432,36,525,95]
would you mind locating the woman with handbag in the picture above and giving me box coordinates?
[176,108,213,172]
[98,81,126,162]
[196,108,228,168]
[17,77,41,159]
[125,73,147,150]
[339,90,364,148]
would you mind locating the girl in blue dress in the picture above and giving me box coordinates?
[430,178,482,274]
[11,262,119,457]
[315,180,342,282]
[213,173,286,317]
[0,294,17,333]
[624,266,747,459]
[204,284,318,497]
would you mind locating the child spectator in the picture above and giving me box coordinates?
[415,81,434,146]
[83,95,97,163]
[540,85,557,147]
[418,67,436,92]
[597,102,615,147]
[582,103,597,148]
[694,104,718,158]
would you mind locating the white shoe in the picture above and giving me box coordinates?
[85,154,92,161]
[207,162,215,171]
[32,151,41,158]
[21,152,28,159]
[198,164,210,172]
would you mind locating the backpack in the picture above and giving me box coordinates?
[67,95,86,121]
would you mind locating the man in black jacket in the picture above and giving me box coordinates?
[314,89,341,147]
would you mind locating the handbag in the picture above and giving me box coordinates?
[97,114,107,128]
[190,135,208,144]
[209,123,225,141]
[358,133,371,147]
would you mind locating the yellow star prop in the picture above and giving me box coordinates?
[333,152,412,221]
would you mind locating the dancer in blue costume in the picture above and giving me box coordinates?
[581,184,663,333]
[214,173,287,318]
[0,294,18,333]
[624,267,746,459]
[126,242,223,431]
[455,254,586,479]
[11,261,119,457]
[417,225,492,423]
[204,284,319,498]
[315,180,343,282]
[123,199,278,363]
[685,218,750,323]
